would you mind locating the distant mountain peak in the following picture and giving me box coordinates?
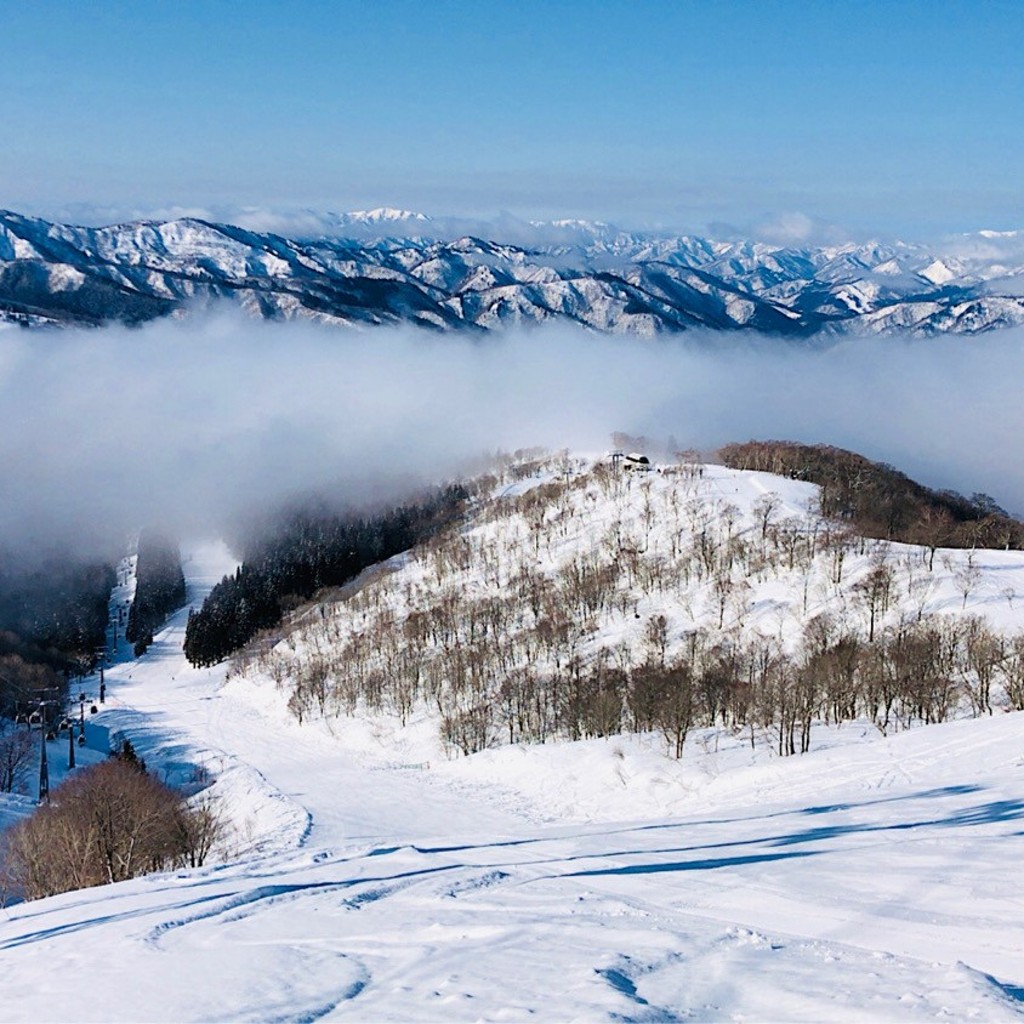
[2,208,1024,337]
[344,208,431,223]
[531,218,610,230]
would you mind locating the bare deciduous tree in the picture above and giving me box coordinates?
[0,722,34,794]
[1,758,227,903]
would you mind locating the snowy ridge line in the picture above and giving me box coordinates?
[4,207,1024,335]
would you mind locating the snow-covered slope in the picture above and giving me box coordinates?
[1,459,1022,1021]
[3,208,1024,335]
[247,453,1024,764]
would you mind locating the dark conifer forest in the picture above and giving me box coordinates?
[0,559,115,715]
[183,486,468,667]
[125,535,186,656]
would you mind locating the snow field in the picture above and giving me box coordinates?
[1,463,1023,1021]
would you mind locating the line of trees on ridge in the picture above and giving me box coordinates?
[719,440,1024,553]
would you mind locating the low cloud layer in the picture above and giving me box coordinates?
[2,312,1023,564]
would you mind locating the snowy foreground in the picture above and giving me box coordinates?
[1,543,1023,1022]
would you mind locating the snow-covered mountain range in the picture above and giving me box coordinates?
[3,207,1024,335]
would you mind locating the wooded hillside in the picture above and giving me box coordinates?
[184,486,469,667]
[238,452,1024,760]
[718,440,1024,551]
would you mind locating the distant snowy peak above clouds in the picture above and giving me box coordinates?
[344,208,431,223]
[1,207,1023,336]
[541,218,609,229]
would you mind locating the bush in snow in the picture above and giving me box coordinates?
[0,757,226,903]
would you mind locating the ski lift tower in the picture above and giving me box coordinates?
[31,691,60,803]
[93,646,107,702]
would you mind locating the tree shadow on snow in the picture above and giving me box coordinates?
[529,787,1024,881]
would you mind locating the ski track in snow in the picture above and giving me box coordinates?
[0,529,1023,1021]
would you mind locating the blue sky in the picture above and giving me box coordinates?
[1,0,1021,238]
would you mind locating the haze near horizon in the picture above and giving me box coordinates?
[1,0,1022,240]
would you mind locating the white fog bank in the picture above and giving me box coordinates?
[2,312,1023,558]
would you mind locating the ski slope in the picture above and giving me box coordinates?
[0,541,1023,1022]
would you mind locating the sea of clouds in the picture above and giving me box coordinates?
[2,311,1022,562]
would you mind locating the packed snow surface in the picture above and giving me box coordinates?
[1,510,1023,1020]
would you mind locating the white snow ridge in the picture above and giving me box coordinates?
[1,454,1023,1022]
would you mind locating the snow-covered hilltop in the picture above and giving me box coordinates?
[3,207,1024,335]
[236,450,1024,772]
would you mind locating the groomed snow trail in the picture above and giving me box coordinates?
[0,543,1022,1022]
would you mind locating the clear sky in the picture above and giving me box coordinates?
[1,0,1021,238]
